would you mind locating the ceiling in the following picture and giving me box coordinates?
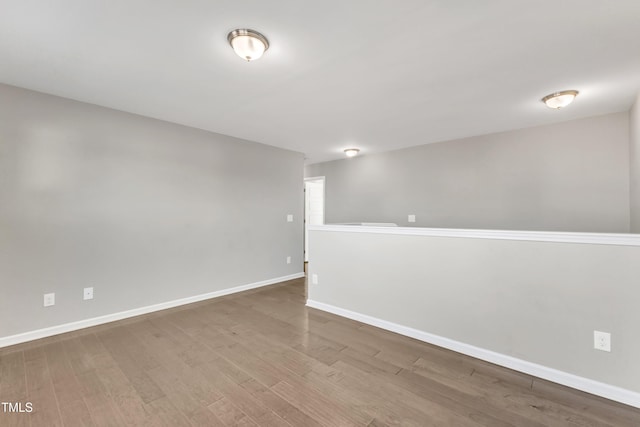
[1,1,640,164]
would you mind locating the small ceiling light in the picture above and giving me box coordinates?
[227,29,269,61]
[344,148,360,157]
[542,90,579,109]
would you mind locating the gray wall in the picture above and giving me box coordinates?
[306,113,630,232]
[630,93,640,232]
[0,84,304,339]
[308,229,640,394]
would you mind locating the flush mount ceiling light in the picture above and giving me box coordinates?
[541,90,579,109]
[227,29,269,61]
[344,148,360,157]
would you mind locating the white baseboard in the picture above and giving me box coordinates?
[306,299,640,409]
[0,273,305,349]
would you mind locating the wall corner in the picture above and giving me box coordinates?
[630,91,640,232]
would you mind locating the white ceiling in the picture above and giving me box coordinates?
[1,1,640,164]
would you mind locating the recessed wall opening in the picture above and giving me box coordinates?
[304,176,325,263]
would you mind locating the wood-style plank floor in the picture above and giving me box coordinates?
[1,277,639,426]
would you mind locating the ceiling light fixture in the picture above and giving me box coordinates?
[344,148,360,157]
[541,90,579,109]
[227,29,269,61]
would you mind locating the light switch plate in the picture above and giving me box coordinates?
[311,274,319,285]
[286,256,291,264]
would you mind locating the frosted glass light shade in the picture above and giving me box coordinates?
[344,148,360,157]
[227,29,269,61]
[542,90,579,109]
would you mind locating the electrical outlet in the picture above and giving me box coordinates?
[311,274,318,285]
[287,214,294,222]
[594,330,611,352]
[84,287,94,300]
[43,293,55,307]
[408,214,416,223]
[286,256,291,264]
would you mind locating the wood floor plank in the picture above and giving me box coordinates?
[396,365,545,427]
[307,318,381,357]
[147,315,218,368]
[239,378,323,427]
[0,353,30,427]
[143,396,191,427]
[23,347,63,427]
[211,328,378,425]
[43,341,86,405]
[83,393,128,427]
[442,367,617,427]
[77,334,120,372]
[195,360,292,426]
[0,350,28,401]
[97,328,165,404]
[94,364,153,426]
[212,341,284,388]
[1,278,638,427]
[188,406,227,427]
[126,320,225,407]
[271,380,368,427]
[208,397,258,426]
[337,346,403,375]
[42,341,96,426]
[324,360,483,427]
[63,338,131,427]
[531,378,640,427]
[0,411,30,427]
[62,337,95,375]
[302,368,435,427]
[145,364,210,420]
[58,399,94,427]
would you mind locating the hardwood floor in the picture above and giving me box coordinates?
[1,277,639,426]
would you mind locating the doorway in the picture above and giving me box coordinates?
[304,177,325,263]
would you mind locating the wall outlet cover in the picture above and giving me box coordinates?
[286,256,291,264]
[408,214,416,223]
[84,287,94,300]
[287,214,294,222]
[594,330,611,352]
[43,293,55,307]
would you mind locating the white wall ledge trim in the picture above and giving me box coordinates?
[306,299,640,409]
[308,224,640,246]
[0,272,304,349]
